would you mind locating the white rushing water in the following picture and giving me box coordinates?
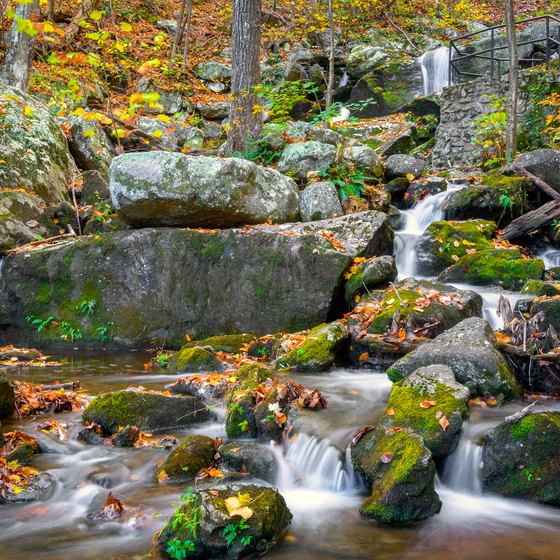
[419,46,450,95]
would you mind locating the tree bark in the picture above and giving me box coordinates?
[325,0,335,110]
[168,0,187,71]
[227,0,262,153]
[505,0,519,161]
[502,199,560,239]
[1,0,40,92]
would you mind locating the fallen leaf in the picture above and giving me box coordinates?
[439,415,449,431]
[420,400,437,409]
[380,451,394,463]
[386,408,395,416]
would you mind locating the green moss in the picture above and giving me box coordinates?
[234,362,271,390]
[35,283,53,306]
[156,435,215,481]
[521,280,560,297]
[225,394,256,438]
[171,346,225,372]
[181,333,255,354]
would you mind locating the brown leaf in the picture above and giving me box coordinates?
[351,426,375,447]
[439,415,449,431]
[420,400,437,409]
[380,451,394,464]
[386,408,395,416]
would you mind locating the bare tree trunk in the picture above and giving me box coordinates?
[227,0,262,153]
[168,0,187,71]
[180,0,193,71]
[1,0,39,92]
[505,0,519,161]
[325,0,335,110]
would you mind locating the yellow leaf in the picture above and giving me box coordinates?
[90,10,105,21]
[224,496,253,519]
[406,173,415,181]
[22,105,33,116]
[151,129,163,138]
[157,114,171,124]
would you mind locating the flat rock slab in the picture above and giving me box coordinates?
[0,213,392,348]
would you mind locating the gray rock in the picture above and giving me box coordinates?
[401,177,447,209]
[0,213,391,347]
[386,317,523,399]
[68,116,115,176]
[82,389,211,433]
[299,181,343,222]
[0,473,53,503]
[347,45,389,78]
[286,122,344,146]
[0,191,58,253]
[344,255,397,302]
[81,170,111,204]
[513,149,560,193]
[196,101,230,120]
[277,141,337,180]
[145,91,184,115]
[137,117,178,150]
[203,122,223,140]
[110,152,299,227]
[343,144,383,178]
[0,86,77,204]
[384,154,425,181]
[219,442,280,483]
[194,61,232,83]
[0,369,15,419]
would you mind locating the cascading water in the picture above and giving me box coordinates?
[419,46,451,95]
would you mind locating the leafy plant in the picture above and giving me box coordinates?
[59,321,83,342]
[166,538,195,559]
[254,80,318,122]
[318,160,370,203]
[223,518,250,548]
[164,488,200,559]
[473,95,508,169]
[25,315,54,333]
[95,325,112,342]
[76,299,96,317]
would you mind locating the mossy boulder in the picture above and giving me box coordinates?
[387,317,522,400]
[0,86,77,204]
[348,278,483,337]
[416,220,496,275]
[524,295,560,332]
[82,389,211,433]
[381,365,469,458]
[175,334,255,355]
[219,442,280,483]
[0,369,15,419]
[439,249,544,291]
[157,483,292,559]
[351,428,441,525]
[443,173,532,224]
[521,280,560,297]
[278,321,348,372]
[481,411,560,505]
[170,346,227,373]
[344,256,398,303]
[0,191,58,253]
[156,435,215,482]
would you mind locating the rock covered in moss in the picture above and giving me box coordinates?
[416,219,496,275]
[481,411,560,505]
[351,428,441,525]
[381,365,469,458]
[299,181,344,222]
[110,152,299,228]
[0,369,15,419]
[0,191,58,253]
[219,442,280,483]
[347,44,389,78]
[521,279,560,297]
[180,334,255,354]
[278,321,348,372]
[443,172,532,224]
[82,389,211,433]
[344,256,397,303]
[170,346,227,373]
[525,295,560,332]
[0,86,77,205]
[348,278,482,337]
[157,483,292,559]
[387,317,522,399]
[156,435,215,482]
[439,249,544,291]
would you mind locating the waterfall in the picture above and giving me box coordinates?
[284,433,359,492]
[419,46,450,95]
[337,71,349,88]
[440,435,483,494]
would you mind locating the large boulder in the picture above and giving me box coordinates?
[381,365,469,458]
[481,411,560,505]
[386,318,522,399]
[169,346,227,373]
[439,249,544,291]
[278,321,348,372]
[416,220,497,276]
[299,181,344,222]
[155,435,215,482]
[157,483,292,560]
[82,389,211,433]
[0,369,15,419]
[0,213,392,347]
[219,442,280,483]
[351,427,441,525]
[277,141,337,181]
[0,86,77,204]
[0,191,58,253]
[109,152,299,227]
[384,155,425,181]
[513,149,560,193]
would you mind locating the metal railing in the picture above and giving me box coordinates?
[449,15,560,86]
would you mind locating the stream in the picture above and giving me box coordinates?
[3,186,560,560]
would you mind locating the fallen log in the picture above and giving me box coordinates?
[509,165,560,200]
[502,198,560,239]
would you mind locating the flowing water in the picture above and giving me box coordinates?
[419,46,451,95]
[4,187,560,559]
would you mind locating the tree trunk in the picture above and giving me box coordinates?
[505,0,519,161]
[168,0,187,71]
[502,199,560,240]
[227,0,262,153]
[1,0,40,92]
[325,0,335,110]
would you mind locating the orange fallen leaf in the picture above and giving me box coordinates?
[420,400,437,409]
[386,408,395,416]
[380,451,394,464]
[439,415,449,431]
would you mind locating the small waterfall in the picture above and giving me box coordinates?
[419,46,450,95]
[440,435,483,494]
[337,71,349,88]
[284,433,359,492]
